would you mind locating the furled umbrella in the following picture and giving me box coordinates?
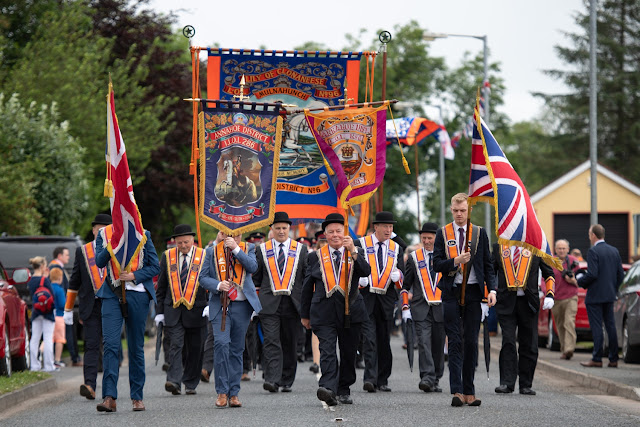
[483,317,490,378]
[155,321,164,366]
[402,317,415,372]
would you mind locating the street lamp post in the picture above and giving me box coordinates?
[423,31,492,236]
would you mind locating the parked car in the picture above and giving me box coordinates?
[0,235,84,305]
[613,260,640,363]
[0,259,31,376]
[538,261,631,350]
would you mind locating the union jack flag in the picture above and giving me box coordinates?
[104,81,146,274]
[468,106,561,269]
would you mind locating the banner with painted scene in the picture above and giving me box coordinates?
[198,103,283,235]
[305,104,388,208]
[207,49,367,221]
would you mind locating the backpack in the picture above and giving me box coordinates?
[33,277,54,314]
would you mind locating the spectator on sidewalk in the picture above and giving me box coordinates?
[49,268,67,368]
[570,248,584,262]
[551,239,580,360]
[28,256,56,372]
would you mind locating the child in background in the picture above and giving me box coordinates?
[49,268,67,368]
[28,256,56,372]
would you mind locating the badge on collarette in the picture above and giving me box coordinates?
[447,240,456,247]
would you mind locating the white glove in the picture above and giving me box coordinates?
[154,314,164,326]
[251,311,258,320]
[63,311,74,325]
[543,297,555,310]
[202,306,209,318]
[401,309,412,320]
[390,269,401,282]
[480,303,489,322]
[358,277,369,287]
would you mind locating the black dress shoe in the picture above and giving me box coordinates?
[165,381,181,395]
[433,385,443,393]
[185,389,197,395]
[263,382,279,392]
[338,395,353,404]
[519,387,536,395]
[162,363,169,372]
[377,385,392,392]
[309,363,319,374]
[317,387,337,406]
[281,385,292,393]
[363,382,376,393]
[495,384,514,394]
[418,381,433,392]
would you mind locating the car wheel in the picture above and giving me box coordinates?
[0,322,12,377]
[12,323,30,372]
[622,320,640,363]
[547,315,560,351]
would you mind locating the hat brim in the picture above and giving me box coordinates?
[171,231,196,239]
[372,220,397,225]
[271,220,292,226]
[91,221,112,226]
[418,229,437,234]
[321,219,344,231]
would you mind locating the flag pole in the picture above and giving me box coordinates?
[344,213,351,328]
[377,31,391,212]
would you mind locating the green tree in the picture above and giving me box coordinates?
[0,93,87,235]
[536,0,640,183]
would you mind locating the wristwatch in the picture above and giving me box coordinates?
[351,247,359,259]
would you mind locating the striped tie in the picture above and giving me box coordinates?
[428,252,435,282]
[180,254,188,288]
[513,246,520,269]
[278,243,285,273]
[377,242,384,273]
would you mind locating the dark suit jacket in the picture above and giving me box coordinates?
[68,245,99,321]
[95,230,160,303]
[492,243,554,316]
[356,240,405,320]
[433,224,496,302]
[577,241,625,304]
[155,249,208,328]
[403,254,443,323]
[253,243,308,316]
[300,248,370,327]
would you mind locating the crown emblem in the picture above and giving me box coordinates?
[341,144,354,158]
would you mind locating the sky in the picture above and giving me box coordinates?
[150,0,586,124]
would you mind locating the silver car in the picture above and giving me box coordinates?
[613,260,640,363]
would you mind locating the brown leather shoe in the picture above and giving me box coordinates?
[132,400,145,411]
[565,351,573,360]
[229,396,242,407]
[201,369,210,383]
[72,360,84,367]
[241,373,251,381]
[451,393,465,407]
[96,396,117,412]
[464,394,482,406]
[580,360,603,367]
[608,361,618,368]
[80,384,96,400]
[215,394,228,408]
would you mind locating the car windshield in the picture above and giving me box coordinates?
[619,263,640,293]
[0,239,81,271]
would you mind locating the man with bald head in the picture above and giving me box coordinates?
[550,239,580,360]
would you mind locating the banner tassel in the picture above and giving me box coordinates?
[103,179,114,198]
[402,156,411,175]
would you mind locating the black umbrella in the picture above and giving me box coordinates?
[245,316,260,377]
[155,321,164,366]
[483,317,490,378]
[402,317,414,372]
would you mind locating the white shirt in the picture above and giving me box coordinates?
[370,234,389,267]
[180,247,193,274]
[273,238,291,264]
[453,223,478,285]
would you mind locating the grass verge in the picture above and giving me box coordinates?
[0,371,52,395]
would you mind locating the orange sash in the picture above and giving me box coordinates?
[442,222,474,260]
[411,248,442,304]
[318,245,353,298]
[359,236,398,294]
[261,239,302,296]
[81,241,105,293]
[213,241,247,291]
[102,225,141,286]
[500,244,532,290]
[166,247,205,309]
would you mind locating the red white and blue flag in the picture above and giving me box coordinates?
[468,105,561,269]
[104,81,146,274]
[435,125,455,160]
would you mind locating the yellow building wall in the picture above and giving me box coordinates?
[533,168,640,256]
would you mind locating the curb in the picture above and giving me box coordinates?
[0,377,57,413]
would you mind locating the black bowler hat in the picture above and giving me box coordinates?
[171,224,196,238]
[418,222,439,234]
[271,211,292,226]
[372,211,396,225]
[321,213,345,231]
[92,213,112,227]
[314,230,326,240]
[245,231,266,242]
[296,236,312,245]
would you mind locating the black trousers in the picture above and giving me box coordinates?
[443,298,481,395]
[314,321,361,396]
[414,308,445,386]
[82,299,102,389]
[497,296,538,389]
[260,297,300,387]
[166,321,206,390]
[202,321,214,374]
[362,298,393,386]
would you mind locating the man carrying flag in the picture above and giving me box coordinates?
[95,81,160,413]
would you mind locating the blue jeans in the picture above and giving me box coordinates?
[101,291,150,400]
[586,302,618,363]
[210,300,252,397]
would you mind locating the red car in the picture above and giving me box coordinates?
[538,261,631,350]
[0,260,31,376]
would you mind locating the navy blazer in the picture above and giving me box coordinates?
[94,230,160,303]
[199,243,262,318]
[68,245,100,321]
[433,224,496,302]
[577,241,625,304]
